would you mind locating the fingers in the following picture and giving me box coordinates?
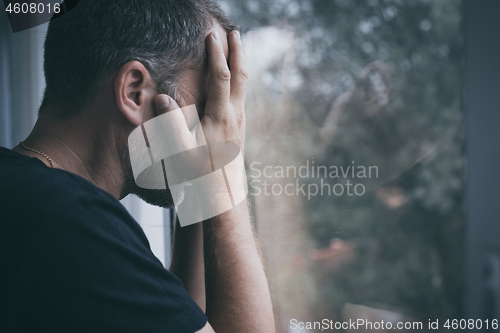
[206,31,231,120]
[154,94,178,115]
[154,94,192,146]
[228,30,249,105]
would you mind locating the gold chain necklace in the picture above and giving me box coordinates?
[19,141,55,168]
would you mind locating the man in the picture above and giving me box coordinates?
[0,0,275,332]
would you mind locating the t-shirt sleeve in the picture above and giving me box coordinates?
[19,191,207,333]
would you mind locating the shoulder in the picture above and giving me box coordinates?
[0,149,141,242]
[3,160,115,210]
[0,147,101,198]
[0,149,208,333]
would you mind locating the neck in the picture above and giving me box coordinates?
[14,112,128,200]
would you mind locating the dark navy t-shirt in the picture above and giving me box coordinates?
[0,147,207,333]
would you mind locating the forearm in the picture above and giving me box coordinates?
[203,200,275,333]
[159,28,271,332]
[169,219,206,312]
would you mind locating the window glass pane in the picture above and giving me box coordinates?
[219,0,464,329]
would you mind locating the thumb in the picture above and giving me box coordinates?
[154,94,179,115]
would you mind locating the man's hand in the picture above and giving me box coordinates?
[154,29,247,152]
[202,29,247,149]
[162,30,275,333]
[151,30,249,228]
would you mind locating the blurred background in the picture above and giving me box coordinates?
[225,0,464,331]
[2,1,500,332]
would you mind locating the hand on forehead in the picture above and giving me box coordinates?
[212,22,230,60]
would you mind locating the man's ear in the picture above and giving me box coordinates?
[115,61,155,127]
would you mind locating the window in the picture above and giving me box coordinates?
[219,0,465,329]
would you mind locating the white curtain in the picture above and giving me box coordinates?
[0,12,46,148]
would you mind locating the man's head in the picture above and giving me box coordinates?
[38,0,237,207]
[41,0,236,117]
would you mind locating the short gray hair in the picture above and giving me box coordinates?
[40,0,237,119]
